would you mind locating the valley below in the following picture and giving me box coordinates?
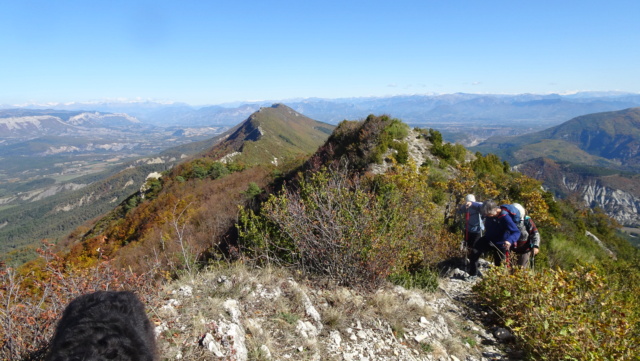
[0,114,229,209]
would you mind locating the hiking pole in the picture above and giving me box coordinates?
[490,242,509,269]
[530,249,535,271]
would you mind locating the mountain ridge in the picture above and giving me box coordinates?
[514,157,640,227]
[3,105,332,266]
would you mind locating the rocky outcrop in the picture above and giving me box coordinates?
[0,183,88,205]
[564,177,640,227]
[515,157,640,227]
[369,128,440,175]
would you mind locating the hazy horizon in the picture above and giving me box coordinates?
[4,90,640,110]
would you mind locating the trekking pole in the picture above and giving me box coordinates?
[530,249,535,272]
[490,242,509,269]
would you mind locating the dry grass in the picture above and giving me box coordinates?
[320,307,345,329]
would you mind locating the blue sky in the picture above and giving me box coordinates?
[1,0,639,106]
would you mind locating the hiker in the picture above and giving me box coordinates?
[512,203,530,253]
[468,200,521,276]
[513,212,541,268]
[459,194,483,259]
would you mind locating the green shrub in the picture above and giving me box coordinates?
[143,178,163,199]
[420,343,433,353]
[431,141,466,164]
[175,159,235,181]
[209,162,230,179]
[391,141,409,164]
[475,266,639,360]
[471,152,507,177]
[426,128,443,147]
[276,312,299,325]
[384,119,409,140]
[243,182,262,199]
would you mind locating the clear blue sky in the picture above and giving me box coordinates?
[1,0,639,106]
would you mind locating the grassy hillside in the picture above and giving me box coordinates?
[203,103,334,165]
[511,139,620,167]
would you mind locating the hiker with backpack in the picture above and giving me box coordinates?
[459,194,484,260]
[513,211,541,268]
[467,200,522,277]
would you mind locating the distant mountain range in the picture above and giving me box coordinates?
[9,92,640,129]
[6,93,640,155]
[0,110,142,137]
[3,95,640,261]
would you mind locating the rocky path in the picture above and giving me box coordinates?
[150,262,520,361]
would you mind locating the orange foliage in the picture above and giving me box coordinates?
[2,241,156,360]
[100,166,275,275]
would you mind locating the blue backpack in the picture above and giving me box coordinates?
[500,204,522,224]
[501,204,529,245]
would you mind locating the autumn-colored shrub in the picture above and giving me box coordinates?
[475,266,639,360]
[0,242,157,360]
[238,161,458,289]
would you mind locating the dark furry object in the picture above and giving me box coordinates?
[45,291,157,361]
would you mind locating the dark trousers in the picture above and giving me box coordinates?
[468,236,509,276]
[464,232,482,269]
[465,231,482,249]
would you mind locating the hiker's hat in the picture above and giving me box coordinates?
[513,203,526,217]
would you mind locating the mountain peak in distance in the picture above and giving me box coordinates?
[204,103,335,165]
